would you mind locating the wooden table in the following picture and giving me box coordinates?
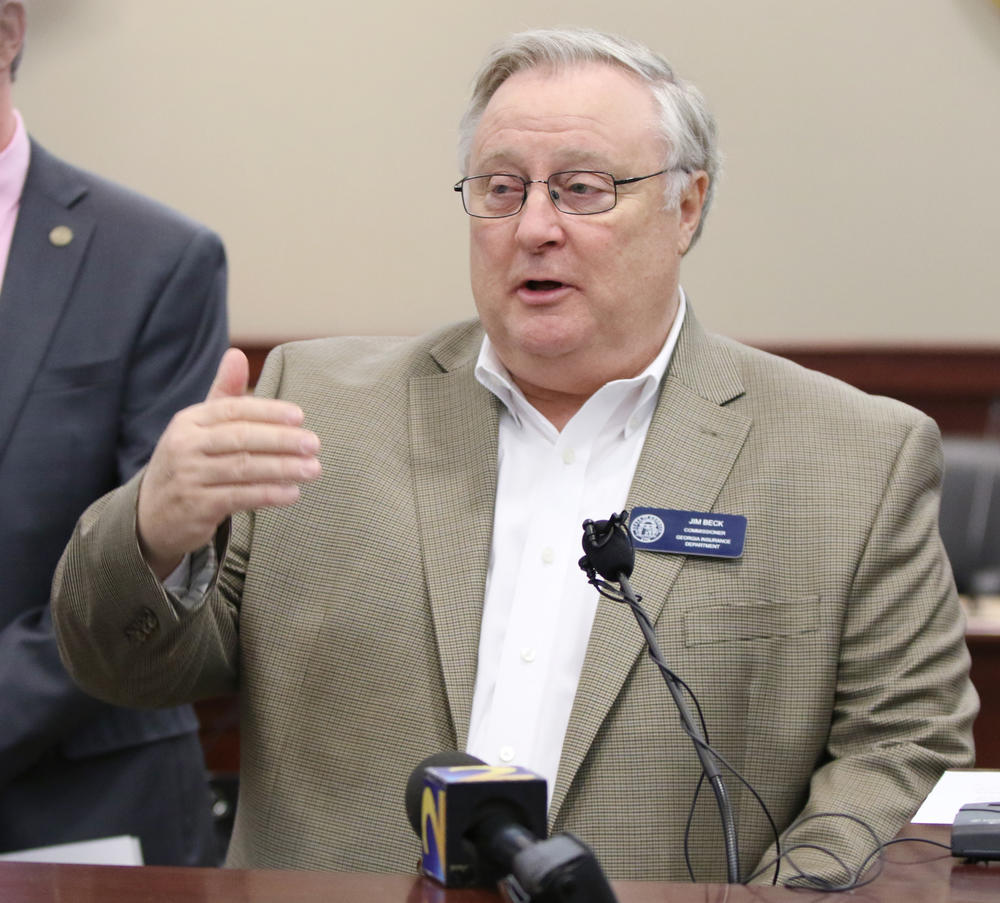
[1,825,997,903]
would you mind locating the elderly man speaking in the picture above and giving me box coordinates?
[52,27,975,885]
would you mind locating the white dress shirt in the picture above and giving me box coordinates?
[467,292,687,802]
[164,291,687,805]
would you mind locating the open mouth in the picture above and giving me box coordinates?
[524,280,565,291]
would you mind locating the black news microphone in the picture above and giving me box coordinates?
[405,752,619,902]
[405,751,546,886]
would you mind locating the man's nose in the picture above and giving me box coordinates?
[515,181,565,247]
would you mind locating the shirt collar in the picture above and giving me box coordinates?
[475,288,687,437]
[0,110,31,217]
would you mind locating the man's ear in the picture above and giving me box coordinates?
[0,3,26,76]
[677,170,709,256]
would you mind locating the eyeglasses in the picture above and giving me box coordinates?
[453,168,683,218]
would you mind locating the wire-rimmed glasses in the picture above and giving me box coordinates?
[453,168,680,218]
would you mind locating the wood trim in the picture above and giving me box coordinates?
[239,343,282,387]
[766,344,1000,435]
[196,696,240,774]
[967,632,1000,769]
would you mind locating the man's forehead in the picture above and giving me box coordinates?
[474,141,616,173]
[482,61,654,114]
[471,63,662,167]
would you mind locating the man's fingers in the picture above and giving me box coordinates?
[195,421,320,457]
[206,347,250,401]
[136,359,324,577]
[192,452,322,486]
[191,394,306,428]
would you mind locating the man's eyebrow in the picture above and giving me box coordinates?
[471,149,527,173]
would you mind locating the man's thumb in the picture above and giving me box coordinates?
[207,348,250,400]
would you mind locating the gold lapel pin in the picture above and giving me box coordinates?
[49,225,74,247]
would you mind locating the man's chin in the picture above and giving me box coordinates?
[509,327,588,363]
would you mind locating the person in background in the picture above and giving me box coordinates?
[52,26,975,883]
[0,2,227,864]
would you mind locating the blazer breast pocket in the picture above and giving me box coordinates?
[683,596,824,647]
[32,357,121,394]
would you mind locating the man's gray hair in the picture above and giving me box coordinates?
[458,27,721,246]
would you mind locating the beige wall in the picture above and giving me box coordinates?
[14,0,1000,344]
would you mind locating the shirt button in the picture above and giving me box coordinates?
[562,447,576,465]
[520,647,536,663]
[499,745,515,763]
[541,546,554,564]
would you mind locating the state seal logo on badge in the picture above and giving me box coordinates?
[630,512,665,544]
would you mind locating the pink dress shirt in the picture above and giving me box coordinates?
[0,109,31,293]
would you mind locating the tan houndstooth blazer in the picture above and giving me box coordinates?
[52,308,977,883]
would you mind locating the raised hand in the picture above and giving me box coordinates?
[136,348,322,579]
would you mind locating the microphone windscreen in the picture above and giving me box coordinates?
[405,753,547,887]
[405,751,484,834]
[582,513,635,580]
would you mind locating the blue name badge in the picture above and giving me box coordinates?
[629,507,747,559]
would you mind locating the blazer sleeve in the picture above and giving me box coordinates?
[0,225,228,786]
[748,415,978,886]
[48,318,292,712]
[52,470,242,708]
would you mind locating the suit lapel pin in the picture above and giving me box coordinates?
[48,225,74,247]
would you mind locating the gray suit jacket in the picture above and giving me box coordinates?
[52,311,977,882]
[0,140,227,859]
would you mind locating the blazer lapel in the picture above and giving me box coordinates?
[0,141,93,465]
[409,324,499,748]
[550,310,753,821]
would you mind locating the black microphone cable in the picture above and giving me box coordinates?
[580,511,777,884]
[578,511,927,891]
[744,810,955,891]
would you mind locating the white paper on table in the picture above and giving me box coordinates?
[0,834,143,865]
[911,770,1000,824]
